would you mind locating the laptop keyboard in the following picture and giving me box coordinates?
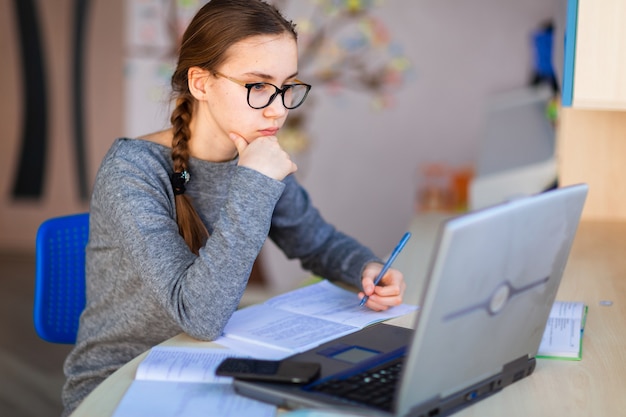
[307,357,403,411]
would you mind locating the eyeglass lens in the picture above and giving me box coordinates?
[248,83,309,109]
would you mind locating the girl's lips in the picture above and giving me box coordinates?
[259,128,279,136]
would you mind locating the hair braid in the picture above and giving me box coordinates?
[167,0,297,255]
[170,96,209,255]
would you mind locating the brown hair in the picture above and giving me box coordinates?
[169,0,297,254]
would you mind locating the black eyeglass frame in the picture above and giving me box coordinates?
[214,71,312,110]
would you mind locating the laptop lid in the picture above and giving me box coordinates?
[235,184,588,417]
[395,183,587,416]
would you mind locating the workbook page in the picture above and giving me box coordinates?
[135,347,245,383]
[264,280,417,327]
[112,381,276,417]
[221,303,358,353]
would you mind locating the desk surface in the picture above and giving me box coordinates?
[71,219,626,417]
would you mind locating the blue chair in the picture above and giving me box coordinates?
[34,213,89,343]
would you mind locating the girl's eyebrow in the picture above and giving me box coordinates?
[244,71,299,83]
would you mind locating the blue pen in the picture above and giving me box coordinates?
[360,232,411,307]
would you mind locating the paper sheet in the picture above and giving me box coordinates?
[112,381,276,417]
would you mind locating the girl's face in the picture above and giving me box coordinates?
[194,33,300,158]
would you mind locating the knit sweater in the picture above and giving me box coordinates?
[61,138,379,415]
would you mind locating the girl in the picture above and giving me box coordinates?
[61,1,405,415]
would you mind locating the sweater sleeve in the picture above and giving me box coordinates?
[89,145,285,341]
[268,175,381,290]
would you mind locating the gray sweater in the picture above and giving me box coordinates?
[61,138,379,415]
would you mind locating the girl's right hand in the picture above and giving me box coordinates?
[229,132,297,180]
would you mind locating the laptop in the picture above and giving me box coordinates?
[234,184,588,417]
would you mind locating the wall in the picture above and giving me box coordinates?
[0,0,123,248]
[0,0,559,290]
[263,0,561,291]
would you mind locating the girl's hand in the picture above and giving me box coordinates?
[229,132,297,180]
[359,263,406,311]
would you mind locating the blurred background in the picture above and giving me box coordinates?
[0,0,566,415]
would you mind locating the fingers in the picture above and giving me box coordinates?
[361,277,376,297]
[228,132,249,154]
[229,132,297,180]
[359,294,401,312]
[360,264,406,311]
[359,290,404,311]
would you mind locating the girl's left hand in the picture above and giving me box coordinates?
[359,263,406,311]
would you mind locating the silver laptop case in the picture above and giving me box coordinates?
[397,183,587,416]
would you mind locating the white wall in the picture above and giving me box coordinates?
[261,0,561,292]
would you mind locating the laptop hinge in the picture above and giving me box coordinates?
[402,355,536,417]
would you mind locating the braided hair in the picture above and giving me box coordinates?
[168,0,297,254]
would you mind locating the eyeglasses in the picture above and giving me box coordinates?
[214,72,311,110]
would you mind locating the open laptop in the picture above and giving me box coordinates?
[234,184,588,417]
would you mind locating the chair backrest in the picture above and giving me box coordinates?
[34,213,89,343]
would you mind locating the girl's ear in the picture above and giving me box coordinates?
[188,67,211,100]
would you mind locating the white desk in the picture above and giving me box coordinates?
[71,219,626,417]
